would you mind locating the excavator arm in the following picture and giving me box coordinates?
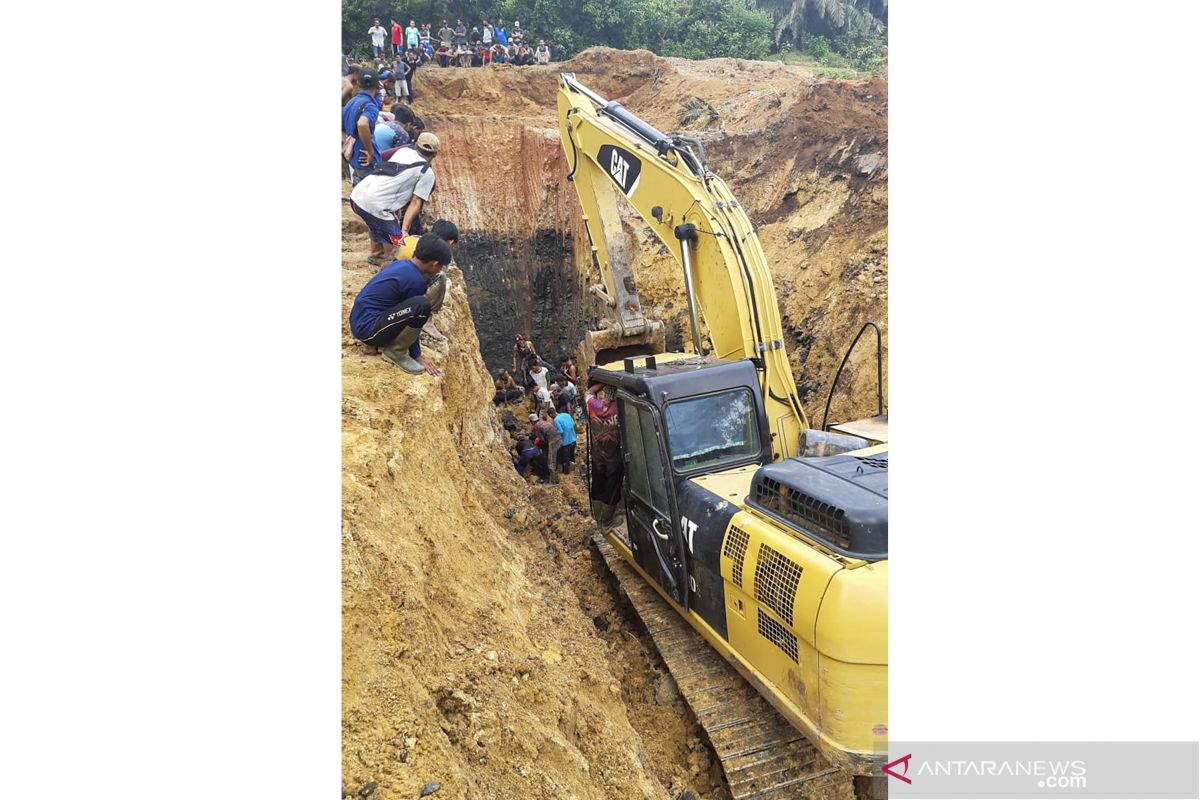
[558,74,809,458]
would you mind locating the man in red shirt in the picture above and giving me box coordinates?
[587,383,623,522]
[390,19,403,57]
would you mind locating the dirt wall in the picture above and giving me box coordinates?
[342,201,726,800]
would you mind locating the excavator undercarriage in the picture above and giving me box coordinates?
[596,532,862,800]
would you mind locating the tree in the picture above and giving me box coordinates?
[757,0,886,49]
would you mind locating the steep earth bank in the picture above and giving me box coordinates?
[342,200,727,800]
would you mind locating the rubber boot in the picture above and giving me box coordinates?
[381,326,425,373]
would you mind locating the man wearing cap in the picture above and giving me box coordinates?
[349,233,453,374]
[348,131,441,265]
[342,68,381,185]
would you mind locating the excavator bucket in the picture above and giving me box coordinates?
[581,324,666,372]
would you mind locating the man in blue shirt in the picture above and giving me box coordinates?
[342,69,380,184]
[511,437,548,481]
[495,20,508,47]
[553,397,578,474]
[349,234,453,374]
[371,103,414,155]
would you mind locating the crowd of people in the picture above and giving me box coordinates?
[340,54,587,491]
[363,16,553,76]
[497,335,583,484]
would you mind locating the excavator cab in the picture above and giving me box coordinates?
[586,355,770,607]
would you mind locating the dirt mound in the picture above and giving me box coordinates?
[341,199,727,800]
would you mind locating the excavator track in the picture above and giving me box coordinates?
[594,533,857,800]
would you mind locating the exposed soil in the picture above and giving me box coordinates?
[342,203,728,800]
[342,47,887,800]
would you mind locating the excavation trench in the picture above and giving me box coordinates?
[343,48,888,800]
[454,231,591,373]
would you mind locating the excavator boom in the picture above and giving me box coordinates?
[558,74,809,458]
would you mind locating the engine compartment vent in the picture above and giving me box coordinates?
[749,452,888,560]
[757,609,798,662]
[756,477,851,550]
[723,525,750,588]
[854,455,889,470]
[754,543,803,626]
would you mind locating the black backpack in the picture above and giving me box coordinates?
[368,158,430,178]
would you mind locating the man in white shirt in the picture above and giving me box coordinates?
[535,40,551,64]
[368,19,387,58]
[482,21,494,45]
[348,132,440,265]
[528,361,549,392]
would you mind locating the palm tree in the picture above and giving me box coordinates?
[759,0,886,48]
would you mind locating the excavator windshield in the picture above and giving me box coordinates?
[663,389,761,473]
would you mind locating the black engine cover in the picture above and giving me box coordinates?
[748,452,888,560]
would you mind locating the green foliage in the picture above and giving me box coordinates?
[675,0,773,60]
[677,97,719,128]
[338,0,883,70]
[794,29,884,72]
[806,33,832,61]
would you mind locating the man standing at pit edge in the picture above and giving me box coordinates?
[349,234,454,374]
[342,68,380,185]
[368,19,387,58]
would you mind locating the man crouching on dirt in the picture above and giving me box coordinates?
[348,234,453,374]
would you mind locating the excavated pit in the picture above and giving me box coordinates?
[418,49,887,421]
[342,47,887,800]
[454,231,591,373]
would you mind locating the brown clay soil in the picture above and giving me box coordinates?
[343,47,887,800]
[342,213,728,800]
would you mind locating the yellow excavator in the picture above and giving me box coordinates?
[558,74,888,799]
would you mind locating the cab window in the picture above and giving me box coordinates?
[619,400,670,516]
[664,389,760,472]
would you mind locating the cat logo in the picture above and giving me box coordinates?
[597,144,642,198]
[681,515,699,553]
[610,150,629,186]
